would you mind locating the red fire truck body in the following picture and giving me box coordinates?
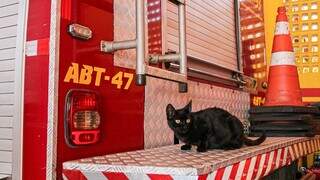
[24,0,147,179]
[3,0,318,179]
[21,0,250,179]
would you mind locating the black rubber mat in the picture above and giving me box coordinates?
[249,105,319,137]
[249,106,319,114]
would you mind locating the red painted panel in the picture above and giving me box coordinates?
[239,0,267,107]
[63,170,87,180]
[57,0,144,178]
[103,172,129,180]
[301,88,320,97]
[26,0,50,40]
[24,56,49,180]
[147,0,162,55]
[23,0,51,179]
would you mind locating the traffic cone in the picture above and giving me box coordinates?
[264,6,303,106]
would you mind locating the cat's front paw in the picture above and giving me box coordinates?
[196,146,207,152]
[181,144,191,150]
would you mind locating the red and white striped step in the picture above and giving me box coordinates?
[63,137,320,180]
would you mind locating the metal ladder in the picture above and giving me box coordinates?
[100,0,188,92]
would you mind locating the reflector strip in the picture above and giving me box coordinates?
[255,153,266,178]
[275,22,289,35]
[307,141,311,154]
[271,51,295,66]
[222,165,232,180]
[246,156,257,180]
[26,38,49,57]
[215,167,225,180]
[207,171,216,180]
[25,40,37,56]
[82,171,108,179]
[289,145,295,160]
[63,138,320,180]
[235,160,246,179]
[282,147,288,167]
[275,148,283,169]
[241,158,251,179]
[265,151,275,176]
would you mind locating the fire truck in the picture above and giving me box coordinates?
[0,0,319,179]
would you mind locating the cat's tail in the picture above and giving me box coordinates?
[242,133,266,146]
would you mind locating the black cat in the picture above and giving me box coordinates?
[166,101,266,152]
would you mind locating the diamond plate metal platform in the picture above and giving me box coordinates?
[144,76,250,149]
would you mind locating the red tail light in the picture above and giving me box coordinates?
[65,90,101,146]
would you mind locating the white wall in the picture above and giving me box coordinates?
[0,0,26,178]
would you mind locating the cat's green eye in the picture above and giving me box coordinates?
[175,120,181,124]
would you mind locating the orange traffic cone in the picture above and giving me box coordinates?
[264,6,303,106]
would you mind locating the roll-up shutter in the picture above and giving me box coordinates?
[164,0,241,84]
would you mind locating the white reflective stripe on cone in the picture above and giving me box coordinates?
[275,22,290,35]
[271,51,295,66]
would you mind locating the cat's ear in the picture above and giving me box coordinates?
[166,104,176,119]
[183,100,192,113]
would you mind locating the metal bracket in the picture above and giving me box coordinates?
[148,0,188,92]
[169,0,185,5]
[148,4,186,68]
[232,72,246,87]
[100,0,146,86]
[100,0,187,90]
[178,82,188,93]
[232,72,259,93]
[101,40,136,53]
[149,54,180,64]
